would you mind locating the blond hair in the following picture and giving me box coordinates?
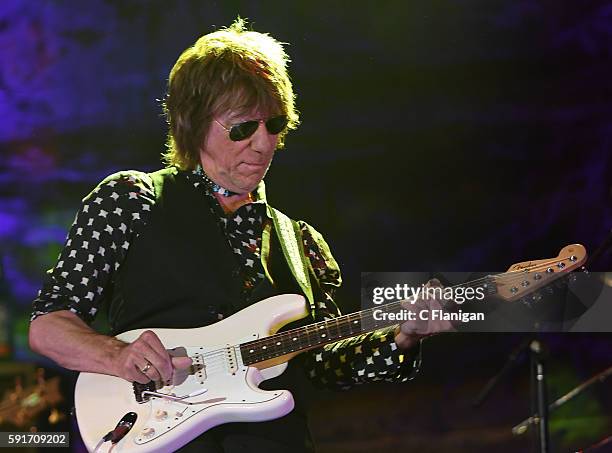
[162,18,299,170]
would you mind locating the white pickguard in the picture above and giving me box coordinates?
[74,294,308,453]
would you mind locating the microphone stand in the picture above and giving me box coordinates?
[472,336,550,453]
[530,339,549,453]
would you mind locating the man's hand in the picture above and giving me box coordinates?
[394,279,456,350]
[112,330,192,384]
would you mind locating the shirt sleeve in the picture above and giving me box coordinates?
[298,221,422,390]
[31,171,155,325]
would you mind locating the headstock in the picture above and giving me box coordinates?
[496,244,587,302]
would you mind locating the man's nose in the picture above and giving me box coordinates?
[250,121,277,152]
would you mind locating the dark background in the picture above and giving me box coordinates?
[1,1,611,451]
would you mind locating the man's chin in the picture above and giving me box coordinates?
[233,171,267,193]
[232,177,263,195]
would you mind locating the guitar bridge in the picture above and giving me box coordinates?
[133,380,157,403]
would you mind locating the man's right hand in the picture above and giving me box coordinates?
[29,311,192,383]
[113,330,192,384]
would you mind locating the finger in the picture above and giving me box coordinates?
[171,356,193,370]
[115,342,154,384]
[135,357,162,383]
[399,317,428,336]
[137,331,173,382]
[400,297,419,311]
[130,362,152,384]
[394,330,423,350]
[135,344,170,384]
[427,278,442,287]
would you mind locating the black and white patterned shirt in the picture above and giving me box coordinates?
[32,168,420,388]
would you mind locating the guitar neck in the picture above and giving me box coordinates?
[238,240,586,366]
[239,300,409,366]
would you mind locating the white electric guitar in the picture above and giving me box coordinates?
[75,244,586,452]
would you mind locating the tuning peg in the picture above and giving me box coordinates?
[555,279,567,289]
[580,266,589,275]
[520,297,533,308]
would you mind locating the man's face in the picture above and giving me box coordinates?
[199,109,279,194]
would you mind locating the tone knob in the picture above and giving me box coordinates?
[141,427,156,438]
[155,410,168,421]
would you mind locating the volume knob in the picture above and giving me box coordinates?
[141,427,156,438]
[155,410,168,421]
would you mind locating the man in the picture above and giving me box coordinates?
[29,19,448,452]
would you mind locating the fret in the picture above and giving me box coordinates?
[291,330,301,352]
[332,316,341,340]
[348,312,360,335]
[342,314,355,337]
[360,309,375,333]
[263,337,275,360]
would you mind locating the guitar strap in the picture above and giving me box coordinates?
[256,183,316,317]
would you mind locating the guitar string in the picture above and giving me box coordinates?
[178,254,582,365]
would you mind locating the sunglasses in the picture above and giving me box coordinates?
[215,115,288,142]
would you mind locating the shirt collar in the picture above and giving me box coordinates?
[188,165,267,203]
[191,165,236,197]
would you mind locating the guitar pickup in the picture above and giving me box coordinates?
[190,354,206,384]
[225,346,238,375]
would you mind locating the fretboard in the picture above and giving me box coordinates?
[239,276,499,366]
[239,301,404,365]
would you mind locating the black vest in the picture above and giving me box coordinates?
[108,167,309,334]
[106,168,320,452]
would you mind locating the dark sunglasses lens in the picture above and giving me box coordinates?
[230,121,259,141]
[265,116,288,134]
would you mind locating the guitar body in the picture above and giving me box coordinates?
[74,294,309,453]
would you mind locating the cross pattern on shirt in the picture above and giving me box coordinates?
[31,169,420,389]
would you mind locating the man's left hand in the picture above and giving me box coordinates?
[394,278,456,350]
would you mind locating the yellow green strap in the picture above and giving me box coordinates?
[265,206,316,316]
